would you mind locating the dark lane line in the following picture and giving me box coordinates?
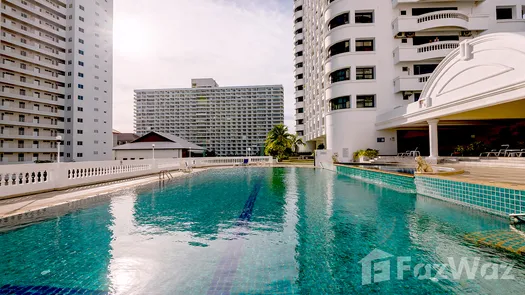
[207,177,263,295]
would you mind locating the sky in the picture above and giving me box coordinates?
[112,0,295,133]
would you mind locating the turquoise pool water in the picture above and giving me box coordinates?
[1,168,525,294]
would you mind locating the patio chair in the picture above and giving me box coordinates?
[408,147,420,157]
[183,161,192,173]
[508,149,525,157]
[480,144,510,157]
[397,150,410,157]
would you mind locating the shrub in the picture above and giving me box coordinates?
[353,148,379,161]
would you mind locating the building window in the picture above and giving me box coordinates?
[18,153,24,162]
[77,130,83,134]
[355,11,374,23]
[78,95,84,100]
[356,95,376,108]
[78,73,84,77]
[79,50,84,55]
[328,13,349,30]
[78,84,84,89]
[329,68,351,84]
[79,39,84,44]
[496,7,514,20]
[356,39,374,51]
[296,108,304,114]
[356,67,375,80]
[328,40,350,57]
[77,118,83,123]
[77,141,83,145]
[19,128,25,135]
[78,107,83,111]
[78,61,84,66]
[77,153,83,157]
[330,96,351,111]
[79,16,85,21]
[79,27,84,33]
[79,5,84,10]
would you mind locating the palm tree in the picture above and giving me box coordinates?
[290,134,305,154]
[264,124,293,161]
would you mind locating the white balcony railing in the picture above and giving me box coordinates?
[393,41,459,63]
[392,11,489,35]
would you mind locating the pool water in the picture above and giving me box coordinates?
[1,168,525,294]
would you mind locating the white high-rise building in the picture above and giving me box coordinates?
[134,78,284,157]
[294,0,525,159]
[0,0,113,164]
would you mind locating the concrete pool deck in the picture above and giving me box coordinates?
[435,164,525,190]
[0,169,206,223]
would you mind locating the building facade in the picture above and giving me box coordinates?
[294,0,525,162]
[1,0,113,164]
[134,79,284,157]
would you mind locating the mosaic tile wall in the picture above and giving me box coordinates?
[336,166,416,194]
[415,176,525,217]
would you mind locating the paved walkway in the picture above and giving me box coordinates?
[0,170,204,219]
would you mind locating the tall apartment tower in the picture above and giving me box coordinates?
[63,0,113,162]
[293,0,525,157]
[1,0,113,164]
[134,79,284,157]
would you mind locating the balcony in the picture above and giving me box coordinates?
[295,113,305,120]
[393,41,459,63]
[392,11,489,35]
[0,119,64,130]
[392,0,484,7]
[0,89,64,107]
[393,74,431,93]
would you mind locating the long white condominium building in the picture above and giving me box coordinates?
[1,0,113,164]
[134,79,284,157]
[293,0,525,157]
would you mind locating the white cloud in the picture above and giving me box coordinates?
[113,0,295,133]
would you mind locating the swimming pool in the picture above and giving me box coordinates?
[1,168,525,294]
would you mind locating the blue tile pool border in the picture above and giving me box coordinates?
[415,175,525,217]
[335,165,525,217]
[336,165,416,194]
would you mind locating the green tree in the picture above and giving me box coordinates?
[290,134,305,154]
[264,124,293,161]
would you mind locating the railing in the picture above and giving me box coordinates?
[417,11,468,24]
[0,157,274,199]
[417,41,459,53]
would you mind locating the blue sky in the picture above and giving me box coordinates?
[113,0,294,133]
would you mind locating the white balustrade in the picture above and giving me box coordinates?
[0,157,273,199]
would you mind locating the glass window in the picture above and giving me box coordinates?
[356,95,376,108]
[356,67,375,80]
[355,11,374,23]
[330,96,351,111]
[356,39,374,52]
[329,68,351,84]
[328,13,349,30]
[328,40,350,57]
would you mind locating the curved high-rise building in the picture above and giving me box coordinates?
[294,0,525,161]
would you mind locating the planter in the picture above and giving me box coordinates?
[358,156,370,163]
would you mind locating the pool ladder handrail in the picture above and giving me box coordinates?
[159,170,174,180]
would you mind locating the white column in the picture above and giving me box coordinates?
[427,119,439,164]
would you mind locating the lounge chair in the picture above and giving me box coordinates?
[508,149,525,157]
[408,147,420,157]
[480,144,509,157]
